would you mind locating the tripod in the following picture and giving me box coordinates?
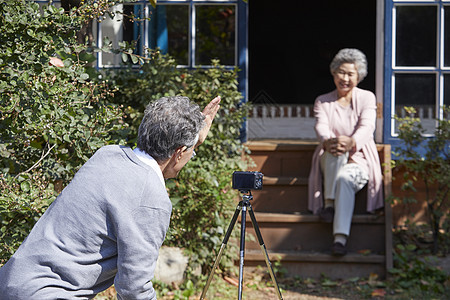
[200,190,283,300]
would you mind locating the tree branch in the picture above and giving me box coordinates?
[15,143,56,179]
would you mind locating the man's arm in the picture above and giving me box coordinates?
[196,96,221,147]
[114,206,171,300]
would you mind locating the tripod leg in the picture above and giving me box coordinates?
[200,202,243,300]
[238,204,247,300]
[248,205,284,300]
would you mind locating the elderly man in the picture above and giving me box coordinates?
[0,96,221,299]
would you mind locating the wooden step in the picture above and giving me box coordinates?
[246,142,317,178]
[243,250,387,279]
[263,176,308,185]
[250,176,369,214]
[237,140,393,279]
[241,211,385,223]
[240,212,386,253]
[251,175,308,213]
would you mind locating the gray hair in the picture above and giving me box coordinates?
[137,96,205,162]
[330,48,368,83]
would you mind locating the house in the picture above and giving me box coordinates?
[37,0,447,144]
[36,0,447,278]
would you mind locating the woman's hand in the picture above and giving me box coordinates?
[337,136,355,153]
[323,136,355,156]
[323,138,340,156]
[196,96,221,147]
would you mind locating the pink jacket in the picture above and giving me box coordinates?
[308,87,384,214]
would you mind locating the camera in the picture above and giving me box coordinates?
[232,171,263,191]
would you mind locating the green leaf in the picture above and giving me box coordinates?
[321,279,338,287]
[79,52,96,64]
[20,181,31,193]
[81,114,89,124]
[170,197,182,207]
[30,140,42,149]
[79,73,89,81]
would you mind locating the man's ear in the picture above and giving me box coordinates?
[174,146,187,162]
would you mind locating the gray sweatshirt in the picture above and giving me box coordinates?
[0,145,172,299]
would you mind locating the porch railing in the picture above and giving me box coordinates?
[247,104,445,140]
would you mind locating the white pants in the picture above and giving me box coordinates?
[320,151,369,236]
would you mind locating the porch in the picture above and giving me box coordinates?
[239,140,393,279]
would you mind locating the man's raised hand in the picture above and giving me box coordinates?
[197,96,221,146]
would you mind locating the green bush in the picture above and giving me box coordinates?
[0,0,127,264]
[389,244,449,296]
[1,0,251,285]
[393,106,450,254]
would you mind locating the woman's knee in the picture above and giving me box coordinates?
[336,171,353,186]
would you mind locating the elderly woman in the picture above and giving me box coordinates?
[308,48,383,256]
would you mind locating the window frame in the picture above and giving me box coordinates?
[384,0,448,146]
[95,1,241,69]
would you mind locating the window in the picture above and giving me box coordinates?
[385,0,449,142]
[96,1,238,69]
[97,3,145,67]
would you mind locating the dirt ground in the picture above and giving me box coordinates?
[157,268,384,300]
[238,255,450,300]
[98,274,361,300]
[194,271,368,300]
[96,256,450,300]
